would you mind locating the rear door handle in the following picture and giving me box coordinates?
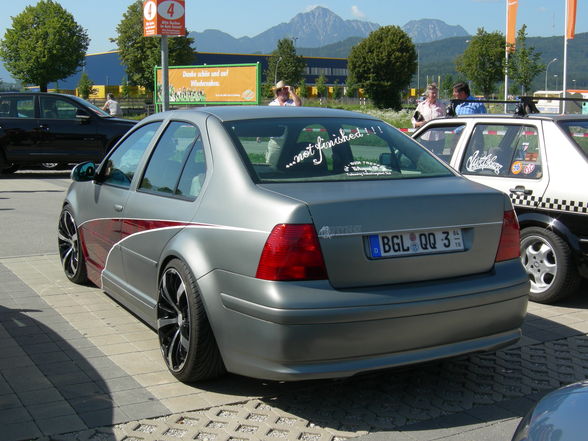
[114,204,124,212]
[509,186,532,195]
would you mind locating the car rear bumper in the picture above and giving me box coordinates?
[198,260,529,381]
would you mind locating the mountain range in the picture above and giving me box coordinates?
[189,7,469,54]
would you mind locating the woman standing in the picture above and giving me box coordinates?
[411,83,446,154]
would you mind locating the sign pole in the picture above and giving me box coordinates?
[162,36,169,111]
[143,0,185,112]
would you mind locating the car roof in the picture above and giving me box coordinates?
[0,91,76,98]
[142,105,379,123]
[429,113,588,123]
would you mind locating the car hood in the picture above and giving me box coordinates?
[100,116,137,125]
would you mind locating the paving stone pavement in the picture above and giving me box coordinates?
[1,253,587,441]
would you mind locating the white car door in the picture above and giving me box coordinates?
[454,122,549,210]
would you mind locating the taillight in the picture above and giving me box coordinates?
[256,224,328,281]
[495,210,520,262]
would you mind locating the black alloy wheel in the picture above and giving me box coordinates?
[57,206,88,284]
[157,259,225,383]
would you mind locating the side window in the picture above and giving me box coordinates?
[39,96,78,119]
[560,121,588,157]
[0,97,35,118]
[413,124,466,163]
[101,122,162,188]
[460,124,542,178]
[139,121,205,199]
[0,99,10,117]
[15,97,34,118]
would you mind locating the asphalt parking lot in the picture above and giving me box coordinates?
[1,170,588,441]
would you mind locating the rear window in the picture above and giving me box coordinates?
[224,117,452,183]
[413,123,466,163]
[558,120,588,158]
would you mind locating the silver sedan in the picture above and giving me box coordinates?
[58,106,529,383]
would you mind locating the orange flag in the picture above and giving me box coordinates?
[567,0,578,39]
[506,0,519,50]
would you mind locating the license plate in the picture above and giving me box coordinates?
[369,228,464,258]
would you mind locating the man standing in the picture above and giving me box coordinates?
[102,93,123,117]
[452,82,487,115]
[269,81,302,106]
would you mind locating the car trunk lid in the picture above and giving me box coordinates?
[260,177,506,289]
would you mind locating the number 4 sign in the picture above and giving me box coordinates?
[143,0,186,37]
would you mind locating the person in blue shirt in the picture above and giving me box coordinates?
[452,82,487,115]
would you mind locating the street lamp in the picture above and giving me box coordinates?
[544,58,557,90]
[554,74,558,90]
[416,47,420,92]
[274,57,282,85]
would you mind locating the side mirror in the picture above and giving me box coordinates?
[71,161,96,182]
[75,109,91,122]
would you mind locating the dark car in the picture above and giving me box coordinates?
[0,92,136,174]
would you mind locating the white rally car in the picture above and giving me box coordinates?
[413,113,588,304]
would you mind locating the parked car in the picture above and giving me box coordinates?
[58,106,529,383]
[0,92,136,174]
[413,114,588,304]
[511,380,588,441]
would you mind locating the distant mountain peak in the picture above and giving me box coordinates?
[188,8,469,55]
[189,6,379,54]
[402,19,469,43]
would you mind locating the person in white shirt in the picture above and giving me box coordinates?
[269,80,302,106]
[102,93,123,117]
[411,83,446,154]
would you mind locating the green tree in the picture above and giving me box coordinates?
[77,72,95,99]
[263,83,274,99]
[456,28,504,98]
[506,25,543,95]
[345,71,360,98]
[121,76,130,98]
[315,74,328,98]
[0,1,89,92]
[333,79,343,99]
[348,26,417,109]
[266,39,305,87]
[441,74,457,99]
[112,0,195,91]
[298,78,309,98]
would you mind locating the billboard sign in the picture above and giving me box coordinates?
[155,63,261,108]
[143,0,186,37]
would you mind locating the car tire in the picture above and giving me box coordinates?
[520,227,581,304]
[1,164,19,174]
[157,259,225,383]
[57,205,88,284]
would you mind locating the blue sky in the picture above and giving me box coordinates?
[0,0,586,82]
[0,0,585,54]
